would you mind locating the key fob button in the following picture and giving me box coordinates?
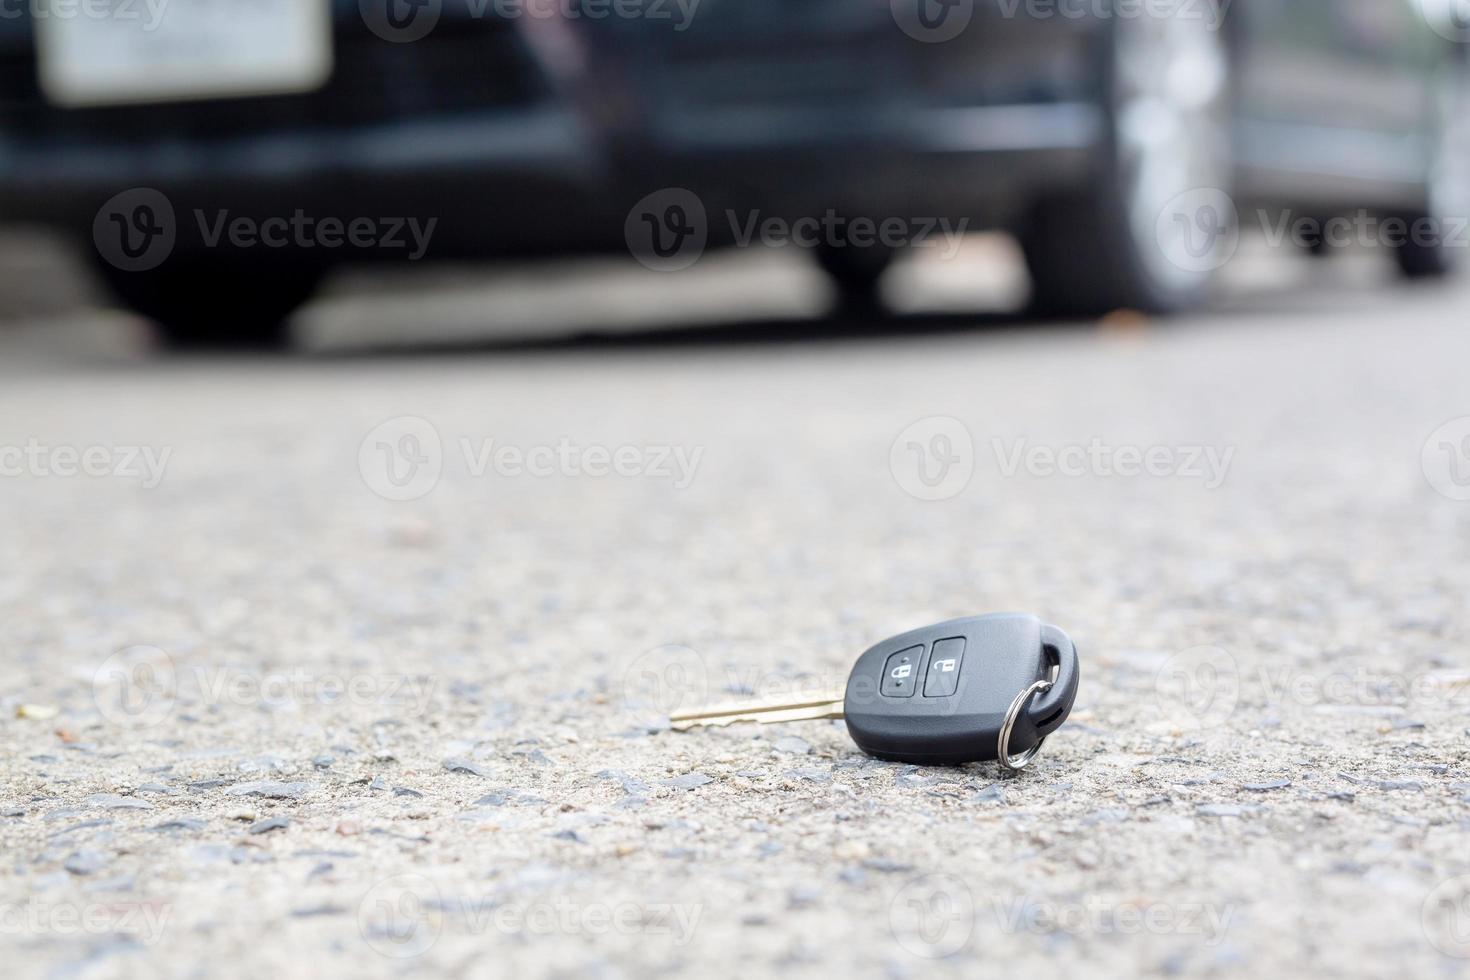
[844,613,1080,765]
[880,646,923,698]
[922,637,965,697]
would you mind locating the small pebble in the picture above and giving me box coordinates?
[1377,780,1424,792]
[150,819,207,833]
[861,858,913,873]
[663,773,714,791]
[64,850,109,875]
[84,794,154,810]
[970,785,1006,804]
[1241,779,1291,792]
[226,781,311,800]
[786,768,831,784]
[788,885,822,908]
[247,816,290,835]
[1197,804,1250,817]
[773,737,811,755]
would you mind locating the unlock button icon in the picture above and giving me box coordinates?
[880,646,923,698]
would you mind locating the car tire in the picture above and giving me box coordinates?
[1394,67,1468,281]
[94,255,326,350]
[1021,4,1233,317]
[815,241,895,314]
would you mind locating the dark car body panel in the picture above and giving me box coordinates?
[0,0,1459,258]
[0,1,604,257]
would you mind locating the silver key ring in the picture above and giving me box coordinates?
[997,678,1055,774]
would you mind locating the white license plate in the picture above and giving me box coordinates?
[36,0,333,107]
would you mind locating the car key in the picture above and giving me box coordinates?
[669,613,1079,771]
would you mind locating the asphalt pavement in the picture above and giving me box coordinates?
[1,240,1469,980]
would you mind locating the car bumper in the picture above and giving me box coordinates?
[601,5,1107,228]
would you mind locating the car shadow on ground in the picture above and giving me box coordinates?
[302,307,1085,360]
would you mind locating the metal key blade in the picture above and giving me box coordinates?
[669,691,845,730]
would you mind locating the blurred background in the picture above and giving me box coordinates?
[0,0,1466,350]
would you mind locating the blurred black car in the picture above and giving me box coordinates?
[597,0,1467,315]
[0,0,1464,346]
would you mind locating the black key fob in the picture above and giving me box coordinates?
[842,613,1079,767]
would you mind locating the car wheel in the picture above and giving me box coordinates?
[815,241,896,314]
[1021,3,1233,316]
[1394,68,1468,281]
[93,255,326,350]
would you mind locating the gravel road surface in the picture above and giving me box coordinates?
[1,246,1468,980]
